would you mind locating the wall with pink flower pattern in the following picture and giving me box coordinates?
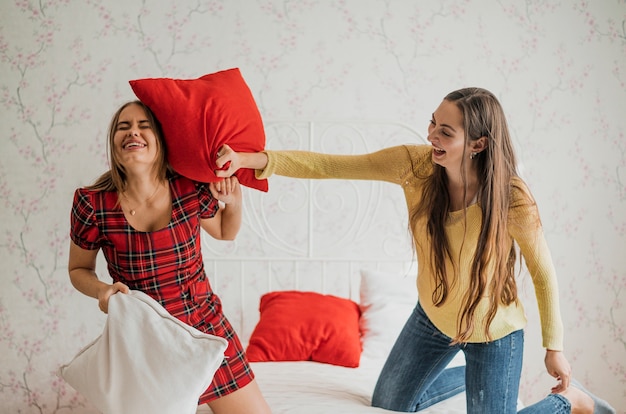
[0,1,624,412]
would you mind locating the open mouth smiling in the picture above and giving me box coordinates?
[123,141,146,150]
[432,146,445,155]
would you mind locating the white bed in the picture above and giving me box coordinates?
[233,360,467,414]
[196,263,470,414]
[196,121,480,413]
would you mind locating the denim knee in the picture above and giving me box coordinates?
[518,393,571,414]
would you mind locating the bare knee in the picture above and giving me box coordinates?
[207,380,271,414]
[557,387,593,414]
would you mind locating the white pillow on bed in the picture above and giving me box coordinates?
[359,268,418,359]
[59,290,228,414]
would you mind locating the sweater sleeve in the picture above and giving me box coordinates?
[254,145,432,185]
[508,178,564,351]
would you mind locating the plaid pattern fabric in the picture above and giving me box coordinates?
[70,175,254,402]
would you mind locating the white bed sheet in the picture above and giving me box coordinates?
[251,360,467,414]
[197,354,469,413]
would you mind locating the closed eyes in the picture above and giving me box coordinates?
[117,120,151,130]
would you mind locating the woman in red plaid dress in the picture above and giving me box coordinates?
[68,101,271,414]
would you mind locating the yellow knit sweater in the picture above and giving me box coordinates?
[256,144,564,350]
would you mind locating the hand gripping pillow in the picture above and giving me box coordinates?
[59,290,228,414]
[129,68,268,192]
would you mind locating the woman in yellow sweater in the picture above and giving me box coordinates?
[215,88,613,413]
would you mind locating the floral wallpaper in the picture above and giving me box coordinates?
[0,0,624,412]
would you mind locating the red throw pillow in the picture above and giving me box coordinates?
[129,68,268,192]
[246,291,362,367]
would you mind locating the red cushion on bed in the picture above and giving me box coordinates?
[246,291,362,367]
[129,68,268,192]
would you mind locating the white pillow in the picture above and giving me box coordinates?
[359,268,418,360]
[359,268,467,369]
[59,290,228,414]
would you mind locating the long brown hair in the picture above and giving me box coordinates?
[411,87,521,343]
[88,100,169,193]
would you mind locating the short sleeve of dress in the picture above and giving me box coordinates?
[70,188,102,250]
[195,182,220,219]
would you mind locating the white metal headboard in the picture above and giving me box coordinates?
[201,120,427,343]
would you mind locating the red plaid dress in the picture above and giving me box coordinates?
[70,174,254,403]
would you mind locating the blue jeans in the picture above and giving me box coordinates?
[372,303,572,413]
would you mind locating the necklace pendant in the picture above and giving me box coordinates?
[130,209,136,216]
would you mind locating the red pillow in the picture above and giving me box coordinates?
[129,68,268,192]
[246,291,362,367]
